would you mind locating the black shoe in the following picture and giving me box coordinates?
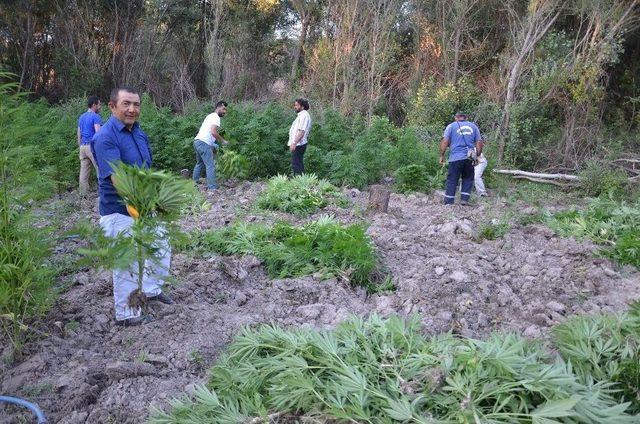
[147,292,175,305]
[115,315,155,327]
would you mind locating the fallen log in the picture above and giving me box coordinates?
[494,169,580,181]
[511,175,571,186]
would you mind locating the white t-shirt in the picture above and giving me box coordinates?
[195,112,221,146]
[288,110,311,147]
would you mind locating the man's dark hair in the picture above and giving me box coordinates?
[87,95,100,108]
[215,101,228,108]
[109,86,140,104]
[295,98,310,110]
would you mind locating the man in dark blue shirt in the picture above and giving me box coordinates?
[77,95,102,197]
[91,86,173,326]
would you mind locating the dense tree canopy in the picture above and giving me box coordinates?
[1,0,639,168]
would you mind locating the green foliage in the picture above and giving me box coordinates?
[408,77,484,129]
[578,159,629,198]
[395,164,428,193]
[256,174,346,216]
[151,313,638,423]
[112,163,196,220]
[77,164,194,309]
[0,74,55,353]
[553,303,640,413]
[478,221,511,240]
[188,216,383,291]
[218,149,250,180]
[549,197,640,267]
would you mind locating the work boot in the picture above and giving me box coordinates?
[147,292,175,305]
[115,315,155,327]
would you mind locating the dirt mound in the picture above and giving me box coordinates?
[2,184,639,423]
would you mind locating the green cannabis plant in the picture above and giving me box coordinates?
[189,216,384,291]
[219,149,250,180]
[549,197,640,267]
[151,313,638,423]
[79,163,195,310]
[0,73,56,354]
[256,174,347,216]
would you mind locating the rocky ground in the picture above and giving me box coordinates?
[2,182,639,423]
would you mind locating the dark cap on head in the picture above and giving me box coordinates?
[455,111,468,118]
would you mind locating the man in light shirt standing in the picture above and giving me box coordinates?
[192,101,228,190]
[288,98,311,176]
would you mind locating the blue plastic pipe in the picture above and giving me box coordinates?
[0,396,47,423]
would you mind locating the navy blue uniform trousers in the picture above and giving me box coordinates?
[445,159,474,204]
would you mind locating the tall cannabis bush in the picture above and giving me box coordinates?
[0,73,56,353]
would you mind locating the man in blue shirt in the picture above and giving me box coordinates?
[439,112,484,205]
[91,86,173,326]
[77,95,102,197]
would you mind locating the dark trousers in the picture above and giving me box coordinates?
[445,159,474,204]
[291,144,307,176]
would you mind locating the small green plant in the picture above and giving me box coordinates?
[189,349,205,367]
[78,163,195,311]
[477,220,511,240]
[548,197,640,267]
[256,174,346,216]
[189,216,385,292]
[64,321,80,333]
[136,350,149,363]
[218,149,250,180]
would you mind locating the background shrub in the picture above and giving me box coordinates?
[395,164,429,193]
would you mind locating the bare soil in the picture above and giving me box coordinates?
[2,182,639,423]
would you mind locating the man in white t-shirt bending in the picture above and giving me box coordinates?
[193,101,228,190]
[288,98,311,176]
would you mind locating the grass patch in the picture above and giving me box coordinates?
[151,310,640,423]
[256,174,347,216]
[548,197,640,267]
[477,220,511,240]
[188,216,386,292]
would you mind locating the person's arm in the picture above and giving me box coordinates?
[474,125,483,155]
[439,138,449,166]
[77,127,82,147]
[290,129,305,152]
[475,139,484,156]
[210,125,227,146]
[290,113,309,152]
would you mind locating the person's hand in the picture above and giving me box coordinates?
[439,155,446,166]
[289,144,296,152]
[221,139,229,146]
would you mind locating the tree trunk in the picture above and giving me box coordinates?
[368,185,390,213]
[290,13,310,82]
